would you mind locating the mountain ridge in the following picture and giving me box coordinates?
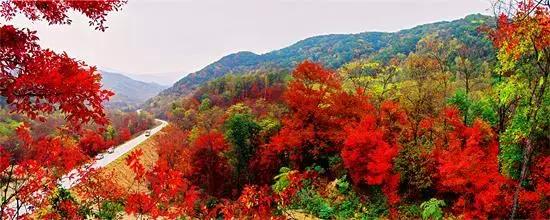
[100,71,168,110]
[156,13,493,100]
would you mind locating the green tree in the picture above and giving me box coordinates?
[490,2,550,217]
[224,113,261,187]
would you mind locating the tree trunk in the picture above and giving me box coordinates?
[510,139,535,219]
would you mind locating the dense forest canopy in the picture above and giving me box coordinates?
[0,0,549,219]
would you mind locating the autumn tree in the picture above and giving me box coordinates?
[0,1,125,218]
[270,61,368,169]
[74,170,125,219]
[0,125,88,218]
[454,43,488,97]
[0,0,124,125]
[432,108,513,219]
[399,52,448,144]
[154,125,191,170]
[339,58,402,106]
[220,185,276,219]
[79,129,108,157]
[124,150,200,219]
[490,1,550,217]
[186,132,233,197]
[341,101,408,215]
[415,33,459,74]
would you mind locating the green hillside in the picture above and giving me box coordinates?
[157,14,493,99]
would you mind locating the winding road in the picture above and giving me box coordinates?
[8,118,168,218]
[59,118,168,189]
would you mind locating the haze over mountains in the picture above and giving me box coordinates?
[100,71,167,110]
[123,72,186,87]
[154,14,493,101]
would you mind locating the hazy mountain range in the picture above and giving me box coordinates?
[100,71,168,110]
[155,14,493,99]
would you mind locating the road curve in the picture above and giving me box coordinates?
[60,118,168,189]
[9,118,168,217]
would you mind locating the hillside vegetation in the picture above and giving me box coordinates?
[1,1,548,219]
[157,14,493,99]
[119,10,547,219]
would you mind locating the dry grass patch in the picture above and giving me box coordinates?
[99,128,165,192]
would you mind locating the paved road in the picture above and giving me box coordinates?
[60,118,168,189]
[8,118,168,217]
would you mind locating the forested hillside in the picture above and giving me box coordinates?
[132,7,547,219]
[158,14,493,98]
[0,0,548,219]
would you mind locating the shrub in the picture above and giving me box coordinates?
[420,198,445,220]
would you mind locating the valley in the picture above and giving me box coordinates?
[0,1,548,219]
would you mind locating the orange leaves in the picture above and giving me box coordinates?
[78,129,108,157]
[192,131,228,152]
[270,61,368,167]
[220,185,275,219]
[1,0,124,125]
[75,170,124,204]
[126,149,145,181]
[154,125,191,171]
[142,159,200,218]
[1,0,125,31]
[125,193,156,217]
[1,41,113,125]
[124,148,201,218]
[491,0,550,60]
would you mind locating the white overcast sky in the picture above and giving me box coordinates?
[4,0,492,85]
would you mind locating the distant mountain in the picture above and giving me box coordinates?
[123,72,186,87]
[100,71,168,110]
[156,14,494,99]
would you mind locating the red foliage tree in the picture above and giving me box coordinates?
[74,170,125,218]
[220,185,275,219]
[79,129,108,157]
[125,193,156,218]
[124,154,200,218]
[116,127,132,143]
[270,61,369,168]
[0,124,87,218]
[0,1,128,218]
[516,155,550,218]
[269,61,342,167]
[126,149,146,181]
[186,132,233,197]
[144,160,199,218]
[433,108,513,219]
[0,0,124,125]
[154,125,191,171]
[341,101,408,214]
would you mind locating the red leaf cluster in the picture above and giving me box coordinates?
[270,61,368,168]
[342,101,407,214]
[433,108,513,219]
[221,185,276,219]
